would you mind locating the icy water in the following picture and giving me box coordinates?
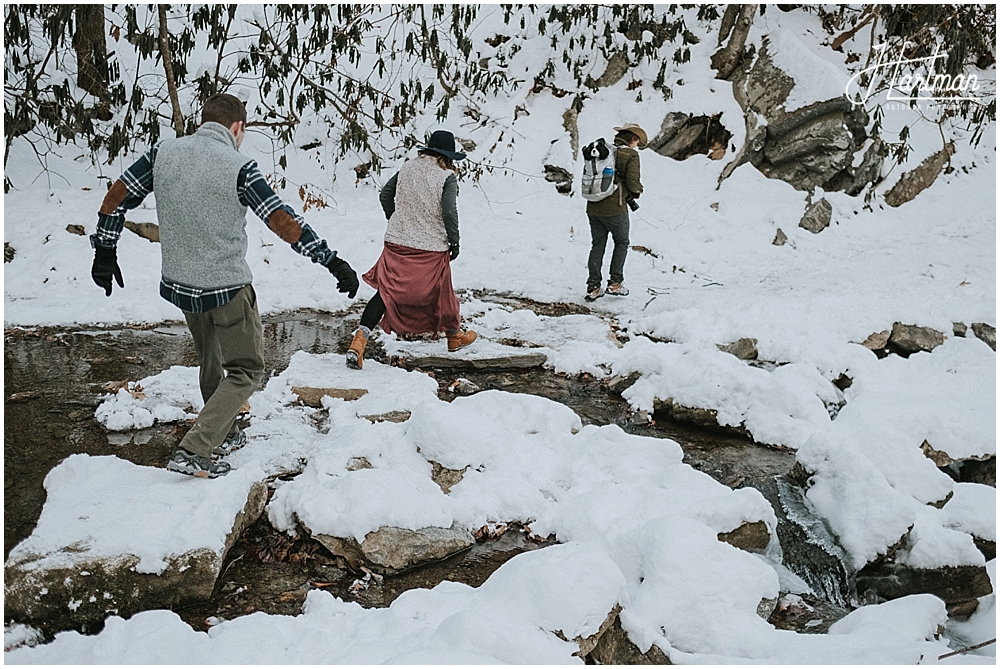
[4,304,841,635]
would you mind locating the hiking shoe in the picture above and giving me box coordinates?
[346,329,367,370]
[212,429,247,457]
[584,286,604,302]
[167,448,231,478]
[606,282,629,296]
[447,329,477,352]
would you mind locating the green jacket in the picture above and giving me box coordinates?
[586,146,643,217]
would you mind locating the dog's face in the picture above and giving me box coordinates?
[584,138,610,160]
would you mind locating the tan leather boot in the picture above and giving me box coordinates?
[346,329,367,369]
[447,329,477,352]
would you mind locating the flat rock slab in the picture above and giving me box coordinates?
[4,454,267,632]
[291,386,368,407]
[404,352,548,371]
[314,523,475,575]
[856,561,993,605]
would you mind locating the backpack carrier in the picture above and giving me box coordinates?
[580,138,618,202]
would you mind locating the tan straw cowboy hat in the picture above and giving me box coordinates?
[613,123,648,149]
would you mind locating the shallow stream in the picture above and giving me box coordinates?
[5,303,846,637]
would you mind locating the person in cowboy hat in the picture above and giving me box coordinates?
[345,130,477,369]
[584,122,646,302]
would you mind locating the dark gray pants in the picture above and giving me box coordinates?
[587,213,630,288]
[180,285,265,459]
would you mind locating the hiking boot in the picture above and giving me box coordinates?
[346,329,367,369]
[447,329,477,352]
[606,282,629,296]
[585,286,604,302]
[167,448,231,478]
[212,429,247,457]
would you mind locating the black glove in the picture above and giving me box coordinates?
[325,256,359,298]
[449,244,460,261]
[91,245,124,297]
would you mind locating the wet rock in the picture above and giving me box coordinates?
[884,143,955,207]
[772,228,788,246]
[430,461,467,494]
[291,386,368,407]
[543,165,574,195]
[887,323,945,355]
[953,322,968,337]
[971,322,996,351]
[958,457,996,488]
[313,523,475,576]
[630,409,652,426]
[404,352,547,371]
[66,224,87,236]
[856,561,993,606]
[607,371,641,394]
[798,198,832,234]
[4,241,14,263]
[123,220,160,243]
[941,455,996,488]
[671,404,721,429]
[360,410,411,424]
[4,479,267,633]
[585,611,671,665]
[754,476,858,608]
[718,337,759,360]
[718,520,770,554]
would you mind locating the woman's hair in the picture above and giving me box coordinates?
[614,130,639,147]
[418,149,457,172]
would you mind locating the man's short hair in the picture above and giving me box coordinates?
[201,93,246,128]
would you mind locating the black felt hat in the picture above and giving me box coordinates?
[419,130,466,161]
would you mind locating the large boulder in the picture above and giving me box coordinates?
[724,34,882,193]
[4,455,267,633]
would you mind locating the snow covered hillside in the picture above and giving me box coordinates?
[4,4,995,664]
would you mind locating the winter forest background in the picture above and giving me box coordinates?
[4,4,998,664]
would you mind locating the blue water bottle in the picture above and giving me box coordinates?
[601,166,614,191]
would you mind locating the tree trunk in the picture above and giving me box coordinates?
[711,4,758,81]
[158,5,185,137]
[73,4,107,99]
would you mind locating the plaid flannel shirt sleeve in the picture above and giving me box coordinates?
[91,143,160,249]
[238,161,336,266]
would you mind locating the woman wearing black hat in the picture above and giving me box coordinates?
[346,130,477,369]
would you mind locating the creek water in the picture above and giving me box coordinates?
[4,304,847,636]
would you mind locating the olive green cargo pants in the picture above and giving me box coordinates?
[178,285,265,459]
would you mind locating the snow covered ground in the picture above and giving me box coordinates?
[4,5,995,664]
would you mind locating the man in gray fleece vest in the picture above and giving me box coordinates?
[90,94,358,477]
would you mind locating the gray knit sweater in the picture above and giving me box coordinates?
[153,123,254,289]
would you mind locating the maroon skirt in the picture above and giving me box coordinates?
[362,242,460,335]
